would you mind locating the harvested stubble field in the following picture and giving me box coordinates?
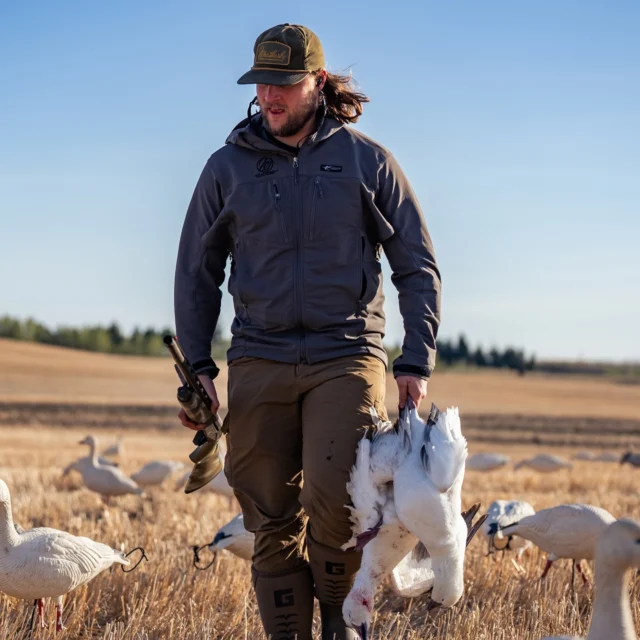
[0,339,639,639]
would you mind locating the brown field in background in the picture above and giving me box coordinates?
[0,338,639,638]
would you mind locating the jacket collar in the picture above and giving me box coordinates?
[226,109,343,154]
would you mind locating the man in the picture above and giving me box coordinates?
[174,23,441,640]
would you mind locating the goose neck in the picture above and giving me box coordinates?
[0,499,20,548]
[587,562,635,640]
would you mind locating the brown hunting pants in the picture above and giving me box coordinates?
[223,354,388,573]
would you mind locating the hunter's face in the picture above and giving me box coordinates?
[257,74,319,138]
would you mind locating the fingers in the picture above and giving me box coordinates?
[397,378,409,409]
[178,409,201,432]
[396,375,428,410]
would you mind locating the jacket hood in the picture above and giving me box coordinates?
[225,109,344,153]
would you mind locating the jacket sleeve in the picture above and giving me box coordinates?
[376,153,441,379]
[173,158,228,379]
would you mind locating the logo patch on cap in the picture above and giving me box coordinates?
[255,41,291,66]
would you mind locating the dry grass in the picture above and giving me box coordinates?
[0,425,638,639]
[1,339,639,638]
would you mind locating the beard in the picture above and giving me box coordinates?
[260,90,318,138]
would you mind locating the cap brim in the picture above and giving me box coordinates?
[237,69,310,86]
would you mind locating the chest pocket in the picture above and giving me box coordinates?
[305,176,363,241]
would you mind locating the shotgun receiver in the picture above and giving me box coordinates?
[163,335,224,492]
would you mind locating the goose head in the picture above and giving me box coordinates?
[596,519,640,571]
[342,586,373,640]
[620,451,632,465]
[0,479,11,506]
[79,435,97,448]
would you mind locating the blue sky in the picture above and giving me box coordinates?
[1,1,638,361]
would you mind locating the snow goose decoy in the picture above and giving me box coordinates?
[130,460,184,487]
[620,452,640,468]
[593,451,621,463]
[101,436,124,458]
[77,436,144,499]
[342,400,485,639]
[0,478,139,631]
[541,518,640,640]
[62,454,118,477]
[466,452,510,471]
[482,499,536,560]
[193,513,254,569]
[498,503,616,584]
[514,453,573,473]
[572,450,596,461]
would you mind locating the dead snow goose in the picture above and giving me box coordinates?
[498,503,616,583]
[342,401,481,639]
[77,435,143,499]
[466,452,510,471]
[131,460,184,487]
[514,453,572,473]
[0,478,130,631]
[541,518,640,640]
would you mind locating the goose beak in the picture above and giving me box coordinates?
[78,437,89,445]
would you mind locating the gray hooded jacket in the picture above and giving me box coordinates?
[174,112,441,379]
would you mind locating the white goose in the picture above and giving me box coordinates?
[498,504,616,582]
[342,401,474,639]
[514,453,573,473]
[466,452,510,471]
[541,518,640,640]
[77,436,143,499]
[131,460,184,487]
[0,478,130,631]
[482,499,536,559]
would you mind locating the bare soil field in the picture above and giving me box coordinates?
[0,339,638,638]
[1,339,639,450]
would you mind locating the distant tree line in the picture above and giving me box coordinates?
[1,315,533,371]
[386,335,535,374]
[0,314,219,357]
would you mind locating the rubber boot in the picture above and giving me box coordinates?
[307,533,361,640]
[251,564,314,640]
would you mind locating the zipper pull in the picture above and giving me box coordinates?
[293,157,299,184]
[272,182,281,203]
[315,177,324,198]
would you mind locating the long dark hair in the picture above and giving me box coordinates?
[321,71,370,124]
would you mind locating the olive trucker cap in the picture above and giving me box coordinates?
[237,24,325,86]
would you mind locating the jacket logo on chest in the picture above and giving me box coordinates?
[320,164,342,172]
[256,157,278,178]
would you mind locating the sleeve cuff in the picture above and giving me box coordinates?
[193,358,220,380]
[393,364,431,380]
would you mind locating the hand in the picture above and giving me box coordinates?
[178,374,220,431]
[396,375,428,410]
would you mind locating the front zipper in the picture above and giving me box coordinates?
[292,156,308,363]
[271,182,289,243]
[356,235,367,317]
[308,177,323,241]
